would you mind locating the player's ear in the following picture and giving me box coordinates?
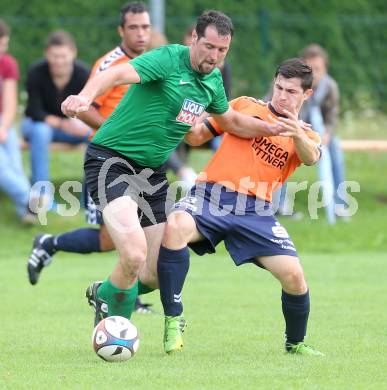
[191,29,198,45]
[118,25,124,39]
[304,88,313,100]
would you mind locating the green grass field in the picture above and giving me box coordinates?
[1,116,387,389]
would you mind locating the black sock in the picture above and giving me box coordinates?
[53,228,101,254]
[157,245,190,316]
[281,289,310,346]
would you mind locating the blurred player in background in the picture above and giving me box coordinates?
[26,1,153,313]
[157,58,324,356]
[61,10,284,327]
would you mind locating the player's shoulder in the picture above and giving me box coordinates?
[93,46,128,74]
[165,44,187,53]
[146,43,183,56]
[230,96,269,118]
[161,44,190,61]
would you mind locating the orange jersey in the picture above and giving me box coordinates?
[90,46,131,119]
[199,97,321,202]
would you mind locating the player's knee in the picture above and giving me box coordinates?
[129,248,147,269]
[163,213,193,246]
[33,121,52,141]
[118,242,147,269]
[281,268,307,294]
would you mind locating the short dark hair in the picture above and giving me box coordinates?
[0,19,10,38]
[119,1,149,26]
[195,10,234,39]
[300,43,329,66]
[275,58,313,90]
[45,30,76,49]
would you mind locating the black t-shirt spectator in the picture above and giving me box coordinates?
[25,60,89,121]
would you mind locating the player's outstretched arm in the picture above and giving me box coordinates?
[77,105,106,129]
[61,63,140,117]
[184,123,214,146]
[211,106,281,139]
[184,111,214,146]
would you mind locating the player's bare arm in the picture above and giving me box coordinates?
[61,63,140,117]
[275,108,321,166]
[77,105,106,129]
[184,111,213,146]
[212,106,282,138]
[184,122,214,146]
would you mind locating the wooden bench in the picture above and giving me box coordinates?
[340,140,387,152]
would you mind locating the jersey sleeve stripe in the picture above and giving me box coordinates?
[204,118,220,137]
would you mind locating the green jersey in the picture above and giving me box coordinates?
[92,44,229,167]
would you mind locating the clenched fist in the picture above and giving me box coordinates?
[61,95,91,117]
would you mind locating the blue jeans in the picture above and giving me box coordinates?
[309,106,346,224]
[0,128,31,216]
[327,135,346,206]
[22,117,89,185]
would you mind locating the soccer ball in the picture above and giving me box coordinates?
[92,316,139,362]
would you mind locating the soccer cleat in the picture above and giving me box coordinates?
[27,234,55,285]
[85,281,108,327]
[134,297,154,314]
[286,342,324,356]
[163,315,187,354]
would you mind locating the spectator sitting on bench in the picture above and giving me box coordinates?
[22,30,90,205]
[0,19,36,224]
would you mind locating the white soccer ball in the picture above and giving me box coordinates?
[92,316,139,362]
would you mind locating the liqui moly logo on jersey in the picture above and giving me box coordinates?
[176,99,205,126]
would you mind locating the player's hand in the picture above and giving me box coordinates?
[61,95,91,118]
[265,121,286,136]
[299,120,312,132]
[270,106,305,139]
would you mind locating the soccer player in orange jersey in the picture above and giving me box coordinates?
[27,2,153,313]
[158,58,324,355]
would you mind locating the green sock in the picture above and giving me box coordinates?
[138,280,155,295]
[97,278,138,320]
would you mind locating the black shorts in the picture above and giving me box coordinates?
[84,143,168,228]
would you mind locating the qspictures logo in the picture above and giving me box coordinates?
[176,98,205,125]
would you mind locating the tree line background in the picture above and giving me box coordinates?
[1,0,386,112]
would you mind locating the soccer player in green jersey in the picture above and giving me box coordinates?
[61,10,284,326]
